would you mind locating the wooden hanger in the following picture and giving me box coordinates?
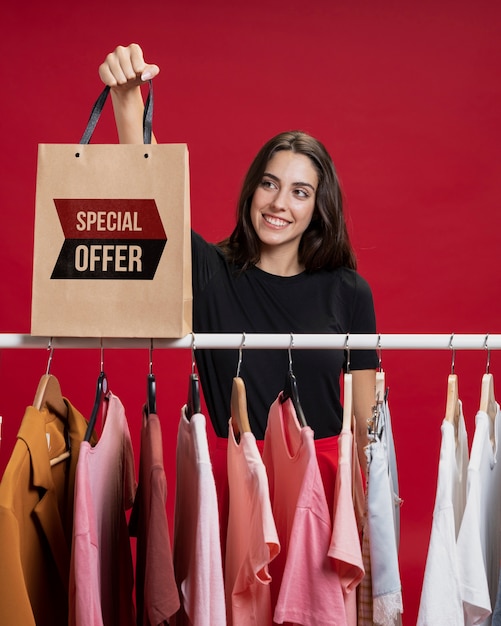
[34,341,70,466]
[34,374,68,419]
[445,373,460,444]
[231,377,251,441]
[480,372,497,424]
[34,376,71,466]
[375,370,386,408]
[342,372,353,431]
[479,335,497,439]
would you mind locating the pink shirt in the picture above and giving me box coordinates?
[69,392,136,626]
[262,396,347,626]
[171,410,226,626]
[328,428,364,626]
[225,424,280,626]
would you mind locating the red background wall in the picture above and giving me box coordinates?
[1,1,500,623]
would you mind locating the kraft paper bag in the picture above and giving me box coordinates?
[31,84,192,338]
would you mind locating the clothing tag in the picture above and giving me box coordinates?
[46,433,51,451]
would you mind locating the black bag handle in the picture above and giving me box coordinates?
[79,80,153,145]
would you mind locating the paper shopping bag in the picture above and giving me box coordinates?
[31,84,192,338]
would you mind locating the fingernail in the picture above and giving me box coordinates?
[141,71,152,81]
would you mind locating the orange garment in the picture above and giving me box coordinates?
[0,401,89,626]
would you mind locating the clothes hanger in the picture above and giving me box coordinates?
[84,341,108,443]
[230,333,252,441]
[185,333,201,420]
[341,333,355,433]
[366,334,386,440]
[342,371,353,432]
[146,339,157,416]
[33,339,68,420]
[280,333,308,428]
[479,334,497,430]
[445,334,460,444]
[33,339,70,466]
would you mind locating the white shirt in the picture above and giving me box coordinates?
[457,405,501,626]
[417,403,469,625]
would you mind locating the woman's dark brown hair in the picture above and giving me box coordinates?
[219,130,357,271]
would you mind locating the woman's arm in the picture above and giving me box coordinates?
[352,368,376,475]
[98,43,159,144]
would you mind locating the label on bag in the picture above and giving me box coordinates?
[51,199,167,279]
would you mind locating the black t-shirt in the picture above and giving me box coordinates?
[191,231,379,439]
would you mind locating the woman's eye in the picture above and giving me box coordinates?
[261,179,276,189]
[294,188,309,198]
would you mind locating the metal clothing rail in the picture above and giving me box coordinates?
[0,333,500,351]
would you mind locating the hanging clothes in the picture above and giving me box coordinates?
[328,425,365,626]
[69,392,136,626]
[225,424,280,626]
[457,403,501,626]
[129,409,180,626]
[262,395,347,626]
[0,400,90,626]
[171,409,226,626]
[364,396,403,626]
[417,401,469,625]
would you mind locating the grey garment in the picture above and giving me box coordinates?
[380,400,402,543]
[493,574,501,625]
[366,397,403,625]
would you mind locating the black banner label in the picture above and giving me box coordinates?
[51,199,167,280]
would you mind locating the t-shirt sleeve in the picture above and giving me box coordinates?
[191,230,225,296]
[349,273,379,371]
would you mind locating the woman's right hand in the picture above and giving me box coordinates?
[98,43,159,143]
[99,43,160,91]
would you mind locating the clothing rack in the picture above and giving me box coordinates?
[0,333,500,351]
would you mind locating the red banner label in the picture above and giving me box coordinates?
[54,199,166,240]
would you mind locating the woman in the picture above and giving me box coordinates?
[99,44,378,471]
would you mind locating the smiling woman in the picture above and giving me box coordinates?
[249,151,318,276]
[99,44,378,458]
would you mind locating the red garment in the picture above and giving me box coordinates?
[129,411,180,625]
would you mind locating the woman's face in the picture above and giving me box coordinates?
[250,150,318,258]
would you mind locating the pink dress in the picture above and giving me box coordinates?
[225,424,280,626]
[262,395,347,626]
[171,410,226,625]
[328,428,365,626]
[69,392,136,626]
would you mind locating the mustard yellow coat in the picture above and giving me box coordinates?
[0,400,89,626]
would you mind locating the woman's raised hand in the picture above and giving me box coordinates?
[98,43,159,143]
[99,43,160,90]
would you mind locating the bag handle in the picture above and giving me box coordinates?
[79,80,153,145]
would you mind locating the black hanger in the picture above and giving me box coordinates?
[146,340,157,416]
[185,334,201,420]
[84,343,108,442]
[186,373,201,419]
[280,334,308,428]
